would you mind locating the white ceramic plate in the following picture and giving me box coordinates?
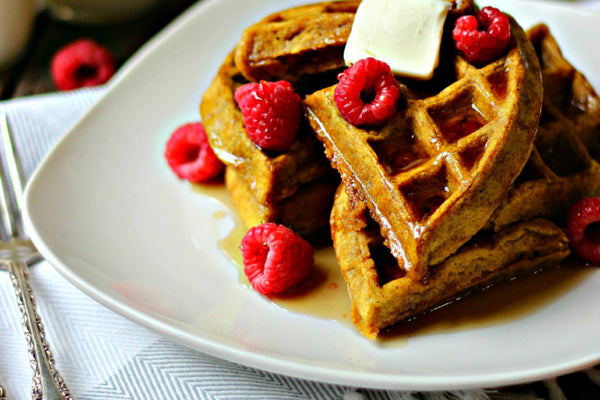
[23,0,600,391]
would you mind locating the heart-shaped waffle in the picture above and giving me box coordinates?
[200,52,337,237]
[488,24,600,230]
[331,182,570,339]
[329,24,599,339]
[234,1,358,83]
[201,2,362,238]
[304,12,543,279]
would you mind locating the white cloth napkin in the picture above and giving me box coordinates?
[1,1,600,398]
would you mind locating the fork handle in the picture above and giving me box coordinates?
[7,260,73,400]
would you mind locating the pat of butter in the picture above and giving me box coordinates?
[344,0,451,80]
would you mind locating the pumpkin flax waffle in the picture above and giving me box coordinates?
[304,9,543,278]
[325,23,600,339]
[200,51,338,238]
[200,2,370,238]
[487,24,600,230]
[331,183,570,339]
[234,1,359,83]
[199,0,600,339]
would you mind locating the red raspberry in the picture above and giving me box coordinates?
[240,223,314,295]
[234,80,301,152]
[164,122,224,182]
[334,58,400,127]
[453,7,511,65]
[566,197,600,264]
[51,38,116,91]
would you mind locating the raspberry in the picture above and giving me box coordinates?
[234,80,302,152]
[164,122,224,182]
[334,58,400,127]
[51,38,116,91]
[566,197,600,264]
[240,223,314,295]
[453,7,511,65]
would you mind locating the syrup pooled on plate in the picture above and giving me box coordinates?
[194,183,351,322]
[193,183,593,342]
[379,260,592,345]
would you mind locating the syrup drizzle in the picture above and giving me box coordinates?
[193,183,594,342]
[379,260,592,345]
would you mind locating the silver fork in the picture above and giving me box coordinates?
[0,114,73,400]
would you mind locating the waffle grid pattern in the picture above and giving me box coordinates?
[306,17,542,278]
[488,24,600,230]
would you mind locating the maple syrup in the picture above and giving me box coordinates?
[193,183,594,341]
[379,260,592,345]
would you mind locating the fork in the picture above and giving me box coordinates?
[0,113,73,400]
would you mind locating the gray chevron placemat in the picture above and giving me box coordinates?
[0,84,598,400]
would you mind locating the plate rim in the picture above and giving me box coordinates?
[23,0,600,391]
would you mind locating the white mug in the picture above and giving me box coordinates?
[0,0,36,70]
[45,0,162,24]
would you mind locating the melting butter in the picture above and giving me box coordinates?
[344,0,451,80]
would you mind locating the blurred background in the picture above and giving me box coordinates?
[3,0,599,100]
[0,0,196,99]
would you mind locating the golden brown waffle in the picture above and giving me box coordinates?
[331,183,570,339]
[304,14,543,279]
[234,0,475,84]
[234,1,359,83]
[487,24,600,230]
[201,2,379,237]
[201,1,480,239]
[201,52,331,205]
[200,52,336,237]
[329,24,598,340]
[225,166,338,238]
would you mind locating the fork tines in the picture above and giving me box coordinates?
[0,113,26,241]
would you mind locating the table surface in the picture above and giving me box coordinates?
[0,0,196,99]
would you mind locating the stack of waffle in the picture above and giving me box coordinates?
[200,1,360,239]
[200,1,600,339]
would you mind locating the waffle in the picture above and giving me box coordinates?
[330,24,598,339]
[304,12,543,278]
[201,2,389,237]
[225,166,338,239]
[200,51,337,236]
[234,1,359,83]
[487,24,600,230]
[331,182,570,339]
